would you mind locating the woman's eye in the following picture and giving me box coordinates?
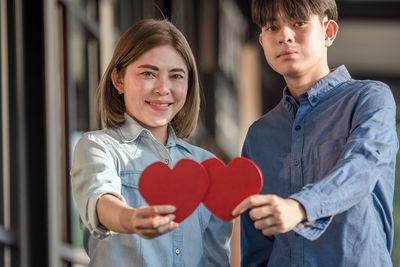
[142,71,155,77]
[171,74,184,79]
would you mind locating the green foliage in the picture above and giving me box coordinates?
[392,124,400,267]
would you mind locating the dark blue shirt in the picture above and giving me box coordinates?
[241,65,398,267]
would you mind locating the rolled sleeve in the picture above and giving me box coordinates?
[290,195,333,240]
[71,134,126,239]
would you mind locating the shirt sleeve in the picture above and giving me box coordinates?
[70,133,125,239]
[202,209,233,266]
[240,140,274,266]
[290,82,398,240]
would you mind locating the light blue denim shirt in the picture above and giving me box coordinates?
[71,116,232,267]
[240,65,398,267]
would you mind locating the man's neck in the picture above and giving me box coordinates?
[284,66,331,103]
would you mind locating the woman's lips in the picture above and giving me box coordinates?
[145,100,172,110]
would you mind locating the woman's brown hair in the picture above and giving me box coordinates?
[98,19,200,138]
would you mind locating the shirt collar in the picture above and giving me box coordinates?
[117,114,193,154]
[306,65,351,106]
[283,65,352,107]
[118,115,147,143]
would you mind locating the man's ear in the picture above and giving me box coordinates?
[324,19,339,47]
[259,33,263,46]
[111,68,124,93]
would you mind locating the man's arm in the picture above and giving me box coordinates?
[290,83,398,240]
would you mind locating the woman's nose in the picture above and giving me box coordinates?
[153,76,170,95]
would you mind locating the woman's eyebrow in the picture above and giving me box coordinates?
[137,65,185,74]
[170,68,185,74]
[137,64,158,70]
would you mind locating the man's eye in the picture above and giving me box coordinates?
[294,21,305,27]
[266,25,278,31]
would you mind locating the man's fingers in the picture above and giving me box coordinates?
[253,216,278,230]
[260,224,287,236]
[232,194,275,217]
[249,204,278,220]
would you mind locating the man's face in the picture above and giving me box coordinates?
[259,10,331,80]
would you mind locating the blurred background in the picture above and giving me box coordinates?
[0,0,399,266]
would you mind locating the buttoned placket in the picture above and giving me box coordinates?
[172,224,183,266]
[290,96,312,267]
[143,130,172,167]
[160,148,171,167]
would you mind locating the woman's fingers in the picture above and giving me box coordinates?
[136,205,176,218]
[135,213,172,229]
[132,206,180,239]
[137,215,179,239]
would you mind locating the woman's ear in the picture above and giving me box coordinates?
[324,19,339,47]
[111,68,124,93]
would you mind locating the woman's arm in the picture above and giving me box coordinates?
[97,193,178,239]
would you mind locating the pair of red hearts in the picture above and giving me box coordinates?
[138,157,263,223]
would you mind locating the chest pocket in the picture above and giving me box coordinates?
[120,171,146,208]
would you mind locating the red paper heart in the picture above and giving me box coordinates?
[138,159,209,223]
[202,157,263,222]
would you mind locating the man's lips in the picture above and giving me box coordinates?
[277,50,298,58]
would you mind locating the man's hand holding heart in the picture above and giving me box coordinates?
[232,194,307,236]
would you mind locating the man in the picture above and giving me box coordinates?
[233,0,398,266]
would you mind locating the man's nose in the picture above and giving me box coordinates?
[278,27,294,44]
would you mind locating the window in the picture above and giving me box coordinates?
[57,0,101,265]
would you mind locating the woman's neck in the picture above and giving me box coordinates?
[150,126,169,145]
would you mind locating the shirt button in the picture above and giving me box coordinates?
[175,248,180,255]
[164,159,169,165]
[294,159,300,166]
[294,125,301,131]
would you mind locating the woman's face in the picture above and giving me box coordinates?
[114,45,189,138]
